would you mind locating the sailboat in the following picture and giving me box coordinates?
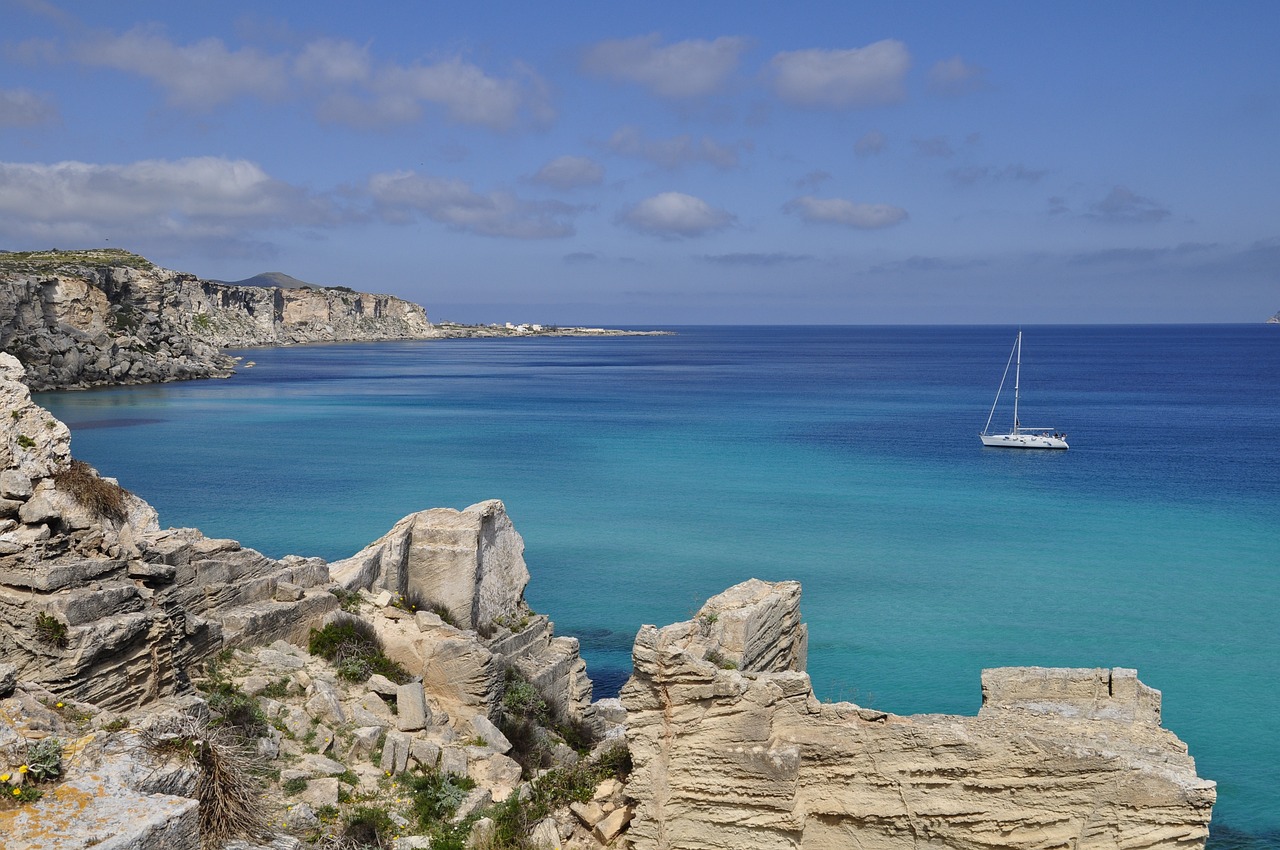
[979,331,1068,450]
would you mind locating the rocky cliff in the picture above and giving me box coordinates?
[0,249,438,390]
[620,579,1216,850]
[1,351,609,849]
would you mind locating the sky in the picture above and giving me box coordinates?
[1,1,1277,324]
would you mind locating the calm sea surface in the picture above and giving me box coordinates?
[35,325,1280,848]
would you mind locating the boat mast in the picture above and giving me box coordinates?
[1012,330,1022,433]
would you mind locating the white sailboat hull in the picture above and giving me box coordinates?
[980,432,1068,450]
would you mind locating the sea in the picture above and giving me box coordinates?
[33,325,1280,848]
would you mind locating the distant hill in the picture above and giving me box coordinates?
[209,271,351,291]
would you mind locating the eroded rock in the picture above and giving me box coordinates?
[621,579,1216,850]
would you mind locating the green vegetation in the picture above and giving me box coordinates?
[331,587,362,613]
[198,653,269,738]
[308,615,411,684]
[340,805,398,847]
[191,313,213,331]
[101,716,129,733]
[282,776,309,795]
[706,649,738,670]
[33,612,69,648]
[0,248,155,273]
[15,434,35,450]
[483,745,632,849]
[23,737,64,783]
[53,459,130,523]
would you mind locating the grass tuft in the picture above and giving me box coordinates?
[53,459,130,523]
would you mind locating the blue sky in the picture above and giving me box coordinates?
[1,1,1277,324]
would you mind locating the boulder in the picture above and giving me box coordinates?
[330,500,529,633]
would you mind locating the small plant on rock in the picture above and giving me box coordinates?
[53,459,130,523]
[33,612,69,648]
[24,737,64,783]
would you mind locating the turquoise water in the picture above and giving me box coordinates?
[34,326,1280,847]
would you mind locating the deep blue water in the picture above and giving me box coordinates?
[34,325,1280,847]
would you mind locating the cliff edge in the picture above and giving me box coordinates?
[0,248,438,391]
[620,579,1216,850]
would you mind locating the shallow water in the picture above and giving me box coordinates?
[36,325,1280,847]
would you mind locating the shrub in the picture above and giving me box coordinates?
[33,612,69,648]
[204,681,268,738]
[53,459,129,523]
[282,776,309,795]
[406,768,475,828]
[16,434,35,449]
[142,715,270,846]
[308,616,410,684]
[341,805,396,848]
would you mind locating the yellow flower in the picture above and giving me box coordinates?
[18,765,28,774]
[11,788,19,797]
[56,702,64,708]
[0,773,10,782]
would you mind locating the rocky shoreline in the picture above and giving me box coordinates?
[0,348,1216,849]
[0,249,668,392]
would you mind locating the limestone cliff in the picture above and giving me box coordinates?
[0,351,340,707]
[0,249,437,390]
[621,580,1216,850]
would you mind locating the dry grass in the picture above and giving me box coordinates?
[53,459,129,523]
[142,714,271,848]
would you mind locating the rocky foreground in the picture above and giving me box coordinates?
[0,351,1215,849]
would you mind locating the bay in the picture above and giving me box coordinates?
[35,325,1280,847]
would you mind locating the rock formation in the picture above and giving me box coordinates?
[331,500,595,725]
[0,249,437,390]
[1,351,608,848]
[0,351,339,709]
[621,579,1216,850]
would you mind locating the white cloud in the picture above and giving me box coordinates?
[854,129,887,156]
[293,38,373,85]
[616,191,734,238]
[0,88,57,127]
[606,125,744,170]
[784,196,907,229]
[767,40,910,108]
[0,157,331,254]
[929,56,987,96]
[73,26,288,109]
[583,34,749,98]
[41,28,549,131]
[367,170,579,238]
[529,156,605,190]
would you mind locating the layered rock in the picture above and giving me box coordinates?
[0,353,337,709]
[0,249,437,390]
[331,501,594,724]
[621,579,1216,850]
